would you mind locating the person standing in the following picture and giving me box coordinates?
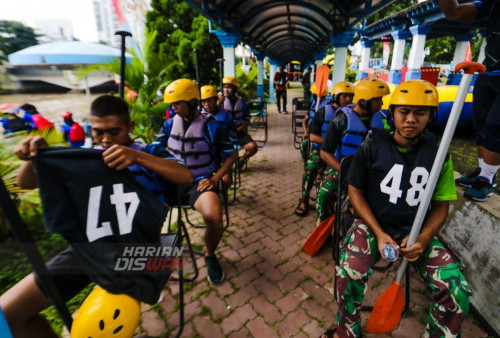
[301,67,312,100]
[439,0,500,201]
[274,64,289,113]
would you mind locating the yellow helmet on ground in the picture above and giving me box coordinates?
[164,79,200,103]
[222,76,238,87]
[332,81,354,96]
[310,83,328,97]
[353,78,390,103]
[389,79,438,109]
[70,287,140,338]
[200,85,218,100]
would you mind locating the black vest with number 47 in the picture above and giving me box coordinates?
[365,129,438,235]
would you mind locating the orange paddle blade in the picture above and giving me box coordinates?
[315,65,330,98]
[302,215,335,256]
[366,281,405,333]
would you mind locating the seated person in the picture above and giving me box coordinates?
[200,85,237,190]
[0,95,193,337]
[221,76,258,169]
[328,80,469,338]
[60,111,86,147]
[317,78,390,223]
[295,83,331,217]
[155,79,237,285]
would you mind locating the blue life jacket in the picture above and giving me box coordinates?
[202,107,237,143]
[224,95,245,127]
[320,104,336,138]
[334,108,386,161]
[167,114,217,180]
[127,141,168,203]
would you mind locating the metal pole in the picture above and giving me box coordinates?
[194,48,200,86]
[216,58,224,91]
[115,31,132,99]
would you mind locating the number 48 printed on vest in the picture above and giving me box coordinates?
[32,147,175,304]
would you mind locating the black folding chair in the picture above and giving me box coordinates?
[248,97,268,147]
[293,98,312,149]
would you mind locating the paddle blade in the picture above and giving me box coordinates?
[366,281,405,333]
[302,215,335,256]
[315,65,330,97]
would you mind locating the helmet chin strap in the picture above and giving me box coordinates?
[395,128,426,151]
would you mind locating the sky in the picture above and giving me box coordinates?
[1,0,99,42]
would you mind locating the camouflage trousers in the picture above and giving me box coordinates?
[316,166,339,223]
[335,221,470,338]
[300,139,310,167]
[299,147,323,201]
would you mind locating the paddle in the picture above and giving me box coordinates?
[315,64,330,112]
[302,214,335,256]
[366,61,486,334]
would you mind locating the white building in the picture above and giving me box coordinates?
[34,19,74,43]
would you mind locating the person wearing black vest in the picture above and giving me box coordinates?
[440,0,500,202]
[222,76,258,170]
[317,79,389,224]
[328,80,469,338]
[0,95,193,338]
[160,79,237,285]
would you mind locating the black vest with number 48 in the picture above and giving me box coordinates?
[365,129,438,235]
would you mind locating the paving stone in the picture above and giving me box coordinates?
[221,304,257,335]
[228,327,251,337]
[255,260,284,282]
[194,316,224,337]
[249,295,284,324]
[276,287,307,315]
[246,316,278,337]
[254,276,283,302]
[236,254,264,274]
[231,266,260,288]
[140,310,166,337]
[302,298,337,324]
[226,284,259,308]
[301,280,335,306]
[215,279,236,297]
[274,308,308,337]
[302,319,323,337]
[277,270,304,292]
[201,290,229,320]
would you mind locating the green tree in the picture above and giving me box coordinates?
[146,0,222,86]
[0,20,40,61]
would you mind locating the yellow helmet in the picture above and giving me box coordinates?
[332,81,354,96]
[389,79,438,109]
[222,76,238,87]
[200,85,218,100]
[310,83,328,97]
[70,287,140,338]
[353,78,390,103]
[164,78,200,103]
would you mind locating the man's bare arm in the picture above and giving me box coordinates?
[438,0,477,22]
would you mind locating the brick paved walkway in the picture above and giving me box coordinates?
[137,85,488,338]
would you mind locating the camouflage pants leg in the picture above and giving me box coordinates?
[415,237,470,338]
[300,147,321,201]
[300,139,310,167]
[335,222,470,338]
[316,167,338,223]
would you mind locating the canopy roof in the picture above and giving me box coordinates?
[364,0,486,41]
[185,0,397,64]
[8,41,132,65]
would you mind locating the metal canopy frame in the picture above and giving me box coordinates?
[185,0,396,63]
